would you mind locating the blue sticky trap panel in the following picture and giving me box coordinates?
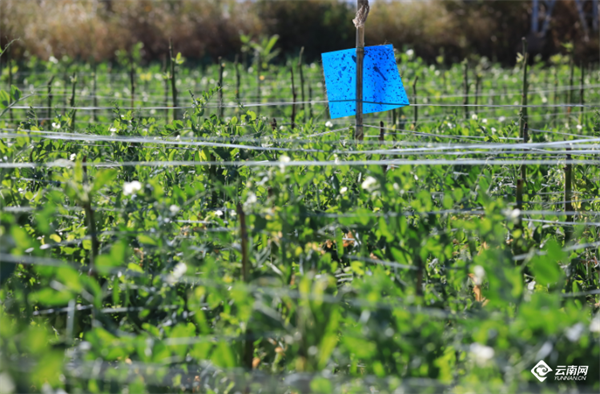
[321,44,409,119]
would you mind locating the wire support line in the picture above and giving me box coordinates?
[7,157,600,170]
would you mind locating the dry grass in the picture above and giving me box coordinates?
[1,0,597,63]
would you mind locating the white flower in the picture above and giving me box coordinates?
[214,210,223,217]
[498,116,506,122]
[361,176,377,190]
[491,127,497,133]
[246,192,257,205]
[470,343,494,363]
[49,56,58,64]
[279,155,291,172]
[167,262,188,284]
[482,118,487,124]
[325,121,333,128]
[472,265,485,285]
[340,187,348,194]
[109,127,117,133]
[471,114,478,120]
[576,124,582,130]
[565,323,585,342]
[406,49,414,58]
[169,205,180,214]
[123,181,142,196]
[52,122,60,129]
[507,208,521,220]
[69,153,76,161]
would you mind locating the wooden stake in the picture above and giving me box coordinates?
[463,60,469,120]
[321,64,329,119]
[308,82,314,119]
[7,48,13,124]
[129,54,135,110]
[92,61,98,122]
[520,38,528,140]
[553,68,558,126]
[579,62,584,125]
[169,39,178,121]
[565,147,573,243]
[353,0,370,141]
[47,76,54,123]
[412,76,418,129]
[256,52,261,117]
[70,73,77,132]
[474,73,481,116]
[236,203,253,370]
[163,55,169,123]
[298,47,306,123]
[218,56,224,119]
[568,53,574,126]
[234,54,241,103]
[291,65,297,129]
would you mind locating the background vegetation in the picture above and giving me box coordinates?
[1,0,599,65]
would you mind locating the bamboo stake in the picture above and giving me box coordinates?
[463,60,469,120]
[92,61,98,122]
[353,0,370,141]
[321,64,329,119]
[520,38,528,139]
[579,62,584,125]
[291,65,297,129]
[553,68,558,126]
[70,73,77,132]
[129,54,135,111]
[379,120,384,141]
[236,203,253,370]
[218,56,225,119]
[298,47,306,123]
[46,76,54,123]
[234,54,241,103]
[169,39,178,121]
[256,52,261,117]
[7,49,13,124]
[474,73,481,116]
[568,53,574,126]
[308,82,314,119]
[163,55,169,123]
[412,76,418,129]
[565,147,573,243]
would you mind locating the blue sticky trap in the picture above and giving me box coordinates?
[321,44,409,119]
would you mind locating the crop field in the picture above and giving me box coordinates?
[0,41,600,393]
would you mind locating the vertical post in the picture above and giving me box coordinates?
[70,73,77,132]
[565,147,573,243]
[235,54,241,103]
[7,48,13,124]
[129,54,135,111]
[579,62,584,125]
[474,73,481,116]
[308,82,314,119]
[298,47,306,123]
[169,39,178,121]
[291,65,297,129]
[353,0,370,141]
[256,52,261,117]
[321,64,329,119]
[218,57,225,119]
[520,38,528,140]
[236,203,253,370]
[92,61,98,122]
[463,60,469,120]
[163,55,169,123]
[412,76,418,129]
[568,53,574,126]
[47,76,54,124]
[380,121,386,172]
[553,68,558,126]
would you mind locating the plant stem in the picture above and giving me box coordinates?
[568,53,574,126]
[234,54,241,103]
[565,147,573,244]
[256,52,261,117]
[8,49,13,124]
[474,73,481,116]
[163,55,169,123]
[580,62,584,125]
[236,203,253,370]
[520,38,528,140]
[355,20,365,141]
[92,61,98,122]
